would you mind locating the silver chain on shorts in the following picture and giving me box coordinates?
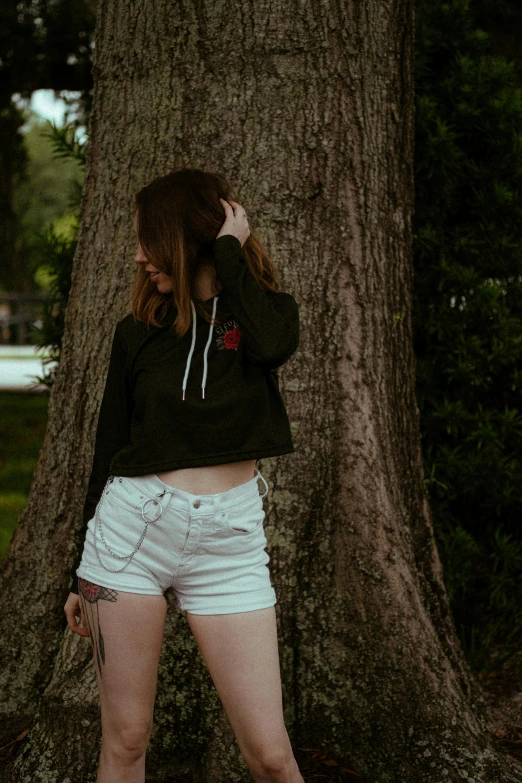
[93,470,268,574]
[93,475,171,574]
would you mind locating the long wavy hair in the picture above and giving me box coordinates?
[129,168,281,337]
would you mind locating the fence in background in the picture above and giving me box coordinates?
[0,292,51,345]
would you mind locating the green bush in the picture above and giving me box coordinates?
[414,0,522,673]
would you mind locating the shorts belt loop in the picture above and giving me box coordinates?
[214,493,223,519]
[255,468,269,500]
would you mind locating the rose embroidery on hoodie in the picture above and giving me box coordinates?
[215,319,243,350]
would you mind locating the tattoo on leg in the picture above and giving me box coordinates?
[79,578,118,679]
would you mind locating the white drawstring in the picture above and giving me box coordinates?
[182,296,219,401]
[182,300,197,400]
[202,296,218,399]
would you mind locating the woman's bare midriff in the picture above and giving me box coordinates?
[155,459,257,495]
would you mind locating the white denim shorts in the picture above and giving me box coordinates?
[76,467,276,615]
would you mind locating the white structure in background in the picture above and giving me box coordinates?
[0,346,55,392]
[12,89,87,142]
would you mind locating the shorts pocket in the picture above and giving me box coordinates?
[221,495,265,535]
[103,476,143,514]
[94,485,148,558]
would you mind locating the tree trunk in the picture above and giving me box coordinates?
[1,1,520,781]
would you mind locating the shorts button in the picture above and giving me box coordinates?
[193,499,201,508]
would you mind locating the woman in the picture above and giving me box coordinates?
[63,168,303,783]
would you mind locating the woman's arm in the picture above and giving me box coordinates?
[212,234,300,370]
[69,322,133,594]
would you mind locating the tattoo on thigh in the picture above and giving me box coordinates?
[79,577,118,679]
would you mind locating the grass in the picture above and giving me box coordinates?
[0,390,49,564]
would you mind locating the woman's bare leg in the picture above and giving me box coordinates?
[186,606,304,783]
[79,581,168,783]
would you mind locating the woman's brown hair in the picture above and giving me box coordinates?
[130,168,280,337]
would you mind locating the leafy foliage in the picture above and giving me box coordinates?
[27,121,86,389]
[414,0,522,673]
[11,114,84,286]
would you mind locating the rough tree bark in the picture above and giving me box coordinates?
[0,1,520,782]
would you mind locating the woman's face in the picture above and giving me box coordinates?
[133,212,173,293]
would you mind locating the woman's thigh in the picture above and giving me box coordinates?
[186,606,292,766]
[78,580,168,745]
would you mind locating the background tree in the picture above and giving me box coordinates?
[0,0,95,292]
[0,103,30,292]
[1,2,522,783]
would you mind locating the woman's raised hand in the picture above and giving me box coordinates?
[216,198,251,247]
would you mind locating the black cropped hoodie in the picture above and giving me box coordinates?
[70,234,300,593]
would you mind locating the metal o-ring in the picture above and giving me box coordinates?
[141,498,163,523]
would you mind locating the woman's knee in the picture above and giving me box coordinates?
[103,718,152,760]
[247,741,296,782]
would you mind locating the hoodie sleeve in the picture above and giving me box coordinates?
[212,234,300,370]
[69,322,133,594]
